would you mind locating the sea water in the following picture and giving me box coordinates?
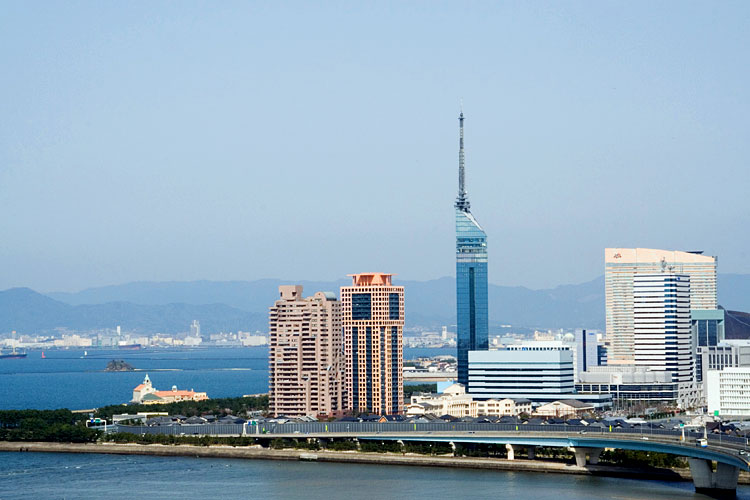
[0,346,452,410]
[2,452,746,500]
[2,347,749,498]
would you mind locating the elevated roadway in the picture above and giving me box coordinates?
[121,421,750,496]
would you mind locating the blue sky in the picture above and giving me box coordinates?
[1,2,748,292]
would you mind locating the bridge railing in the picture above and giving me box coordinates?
[114,424,245,436]
[113,421,747,447]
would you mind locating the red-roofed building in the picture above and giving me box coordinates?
[131,374,208,405]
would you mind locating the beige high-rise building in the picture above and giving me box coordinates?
[268,285,343,418]
[341,273,404,415]
[605,248,717,363]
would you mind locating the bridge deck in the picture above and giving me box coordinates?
[116,423,750,470]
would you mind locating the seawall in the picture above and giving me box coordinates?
[0,441,712,483]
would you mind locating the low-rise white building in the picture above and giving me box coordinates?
[707,367,750,418]
[53,335,93,347]
[241,335,268,346]
[184,336,203,346]
[408,383,532,418]
[534,399,594,418]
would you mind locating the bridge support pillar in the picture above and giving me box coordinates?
[527,446,536,460]
[571,447,603,467]
[688,458,738,497]
[505,444,515,460]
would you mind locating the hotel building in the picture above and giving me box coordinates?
[455,110,489,386]
[268,285,344,418]
[605,248,717,362]
[341,273,404,415]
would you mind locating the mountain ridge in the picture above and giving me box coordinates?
[1,274,747,335]
[0,288,261,334]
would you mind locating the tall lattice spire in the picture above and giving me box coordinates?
[455,108,470,212]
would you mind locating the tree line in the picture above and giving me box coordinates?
[0,409,100,443]
[94,395,269,420]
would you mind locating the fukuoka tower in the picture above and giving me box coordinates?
[454,109,489,387]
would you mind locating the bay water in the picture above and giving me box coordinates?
[0,346,452,410]
[2,346,749,498]
[2,452,745,500]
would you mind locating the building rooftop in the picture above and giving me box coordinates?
[605,248,717,264]
[555,399,593,409]
[347,273,394,286]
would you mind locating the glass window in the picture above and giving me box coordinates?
[351,293,371,320]
[388,293,400,320]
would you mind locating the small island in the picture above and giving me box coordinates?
[106,360,134,372]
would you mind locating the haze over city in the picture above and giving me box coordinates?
[2,3,749,293]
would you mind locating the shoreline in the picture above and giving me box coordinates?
[3,441,739,484]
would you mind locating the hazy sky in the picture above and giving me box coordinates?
[1,2,749,292]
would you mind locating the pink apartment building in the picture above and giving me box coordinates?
[341,273,404,415]
[268,285,344,417]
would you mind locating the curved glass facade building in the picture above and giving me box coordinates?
[455,111,488,386]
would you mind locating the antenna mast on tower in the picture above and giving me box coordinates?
[455,105,471,212]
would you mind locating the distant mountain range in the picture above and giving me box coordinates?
[0,288,260,335]
[1,274,748,335]
[45,276,607,331]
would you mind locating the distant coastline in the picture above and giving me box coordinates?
[5,441,744,484]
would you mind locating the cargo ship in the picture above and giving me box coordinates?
[0,352,27,359]
[0,346,27,359]
[118,343,142,350]
[1,331,27,359]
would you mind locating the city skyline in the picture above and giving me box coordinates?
[2,3,750,293]
[2,3,750,497]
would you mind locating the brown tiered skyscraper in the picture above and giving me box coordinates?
[341,273,404,415]
[268,285,343,417]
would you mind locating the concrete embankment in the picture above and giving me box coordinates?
[2,441,748,485]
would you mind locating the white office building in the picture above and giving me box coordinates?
[633,273,697,407]
[605,248,717,362]
[467,344,612,408]
[707,368,750,417]
[633,273,693,382]
[698,340,750,384]
[577,365,680,402]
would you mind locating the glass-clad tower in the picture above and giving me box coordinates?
[455,111,488,386]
